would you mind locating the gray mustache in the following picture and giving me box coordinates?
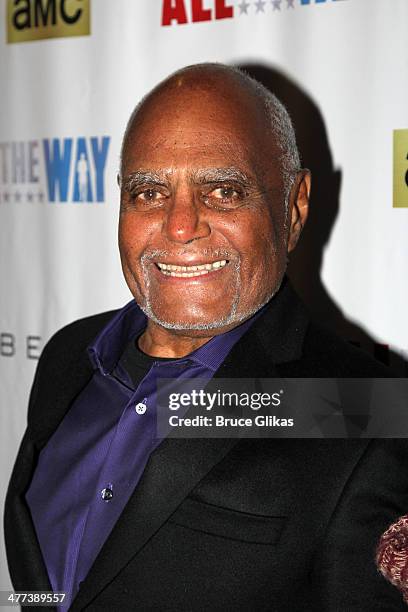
[141,248,233,261]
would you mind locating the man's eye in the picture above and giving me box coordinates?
[137,189,165,202]
[210,187,240,200]
[203,186,244,209]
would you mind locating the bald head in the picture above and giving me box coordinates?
[120,63,301,203]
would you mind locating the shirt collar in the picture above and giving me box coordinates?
[88,299,267,375]
[88,300,146,375]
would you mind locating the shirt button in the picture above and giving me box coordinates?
[101,487,113,501]
[135,402,147,415]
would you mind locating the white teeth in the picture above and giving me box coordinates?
[157,259,228,277]
[163,270,210,278]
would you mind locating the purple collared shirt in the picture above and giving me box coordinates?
[26,300,263,609]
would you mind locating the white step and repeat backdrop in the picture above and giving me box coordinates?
[1,0,407,591]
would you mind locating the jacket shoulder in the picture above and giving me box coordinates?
[42,309,119,360]
[281,321,393,377]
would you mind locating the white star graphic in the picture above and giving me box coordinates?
[238,0,250,14]
[271,0,281,10]
[286,0,295,8]
[255,0,266,12]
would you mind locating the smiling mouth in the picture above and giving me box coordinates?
[155,259,229,278]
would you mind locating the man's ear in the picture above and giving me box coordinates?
[287,170,311,253]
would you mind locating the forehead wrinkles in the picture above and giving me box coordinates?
[129,124,255,152]
[127,94,273,156]
[125,133,270,180]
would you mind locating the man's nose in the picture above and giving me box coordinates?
[163,188,211,244]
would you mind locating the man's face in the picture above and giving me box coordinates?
[119,83,296,334]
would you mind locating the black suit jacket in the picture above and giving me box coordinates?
[5,282,408,611]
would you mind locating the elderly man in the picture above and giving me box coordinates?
[5,64,408,611]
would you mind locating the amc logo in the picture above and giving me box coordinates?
[7,0,90,44]
[393,129,408,208]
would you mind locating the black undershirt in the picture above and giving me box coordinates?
[116,334,178,388]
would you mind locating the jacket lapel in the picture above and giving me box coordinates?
[214,277,309,377]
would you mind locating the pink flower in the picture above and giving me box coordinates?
[376,515,408,604]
